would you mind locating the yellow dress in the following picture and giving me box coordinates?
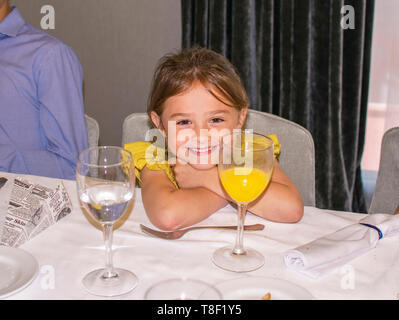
[124,134,281,189]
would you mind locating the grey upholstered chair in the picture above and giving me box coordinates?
[122,110,316,206]
[85,114,100,148]
[122,112,154,146]
[369,127,399,214]
[244,110,315,206]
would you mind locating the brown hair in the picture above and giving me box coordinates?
[147,47,249,117]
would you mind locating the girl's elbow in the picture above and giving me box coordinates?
[287,198,304,223]
[148,208,183,231]
[290,204,304,222]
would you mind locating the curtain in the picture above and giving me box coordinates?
[182,0,375,213]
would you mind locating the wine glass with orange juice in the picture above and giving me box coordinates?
[213,131,274,272]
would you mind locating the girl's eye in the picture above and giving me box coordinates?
[210,118,224,123]
[176,119,191,126]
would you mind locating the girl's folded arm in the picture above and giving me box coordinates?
[140,167,228,230]
[195,161,304,223]
[246,161,304,223]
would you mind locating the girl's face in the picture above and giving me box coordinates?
[151,81,247,170]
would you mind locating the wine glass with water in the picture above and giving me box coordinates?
[76,146,137,296]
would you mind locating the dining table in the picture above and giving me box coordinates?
[1,170,398,301]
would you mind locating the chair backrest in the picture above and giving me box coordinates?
[122,110,316,206]
[122,113,155,146]
[369,127,399,214]
[245,110,315,206]
[85,114,100,148]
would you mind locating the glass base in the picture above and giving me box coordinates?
[212,246,264,273]
[82,268,138,297]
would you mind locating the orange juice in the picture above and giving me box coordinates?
[219,168,272,204]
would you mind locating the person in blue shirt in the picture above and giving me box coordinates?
[0,1,88,180]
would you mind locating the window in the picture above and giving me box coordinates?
[362,0,399,208]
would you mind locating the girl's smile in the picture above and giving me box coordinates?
[186,144,218,155]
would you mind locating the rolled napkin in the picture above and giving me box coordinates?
[284,213,399,279]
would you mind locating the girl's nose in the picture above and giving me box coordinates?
[187,126,209,147]
[195,126,209,140]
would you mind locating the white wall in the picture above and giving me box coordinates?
[11,0,182,145]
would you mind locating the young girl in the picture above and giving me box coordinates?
[125,47,303,230]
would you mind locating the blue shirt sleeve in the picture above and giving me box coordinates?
[34,44,89,179]
[0,44,89,180]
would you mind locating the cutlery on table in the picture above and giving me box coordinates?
[140,223,265,240]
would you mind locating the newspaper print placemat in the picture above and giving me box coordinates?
[0,178,72,247]
[0,177,11,242]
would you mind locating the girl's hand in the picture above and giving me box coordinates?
[172,162,208,189]
[172,162,230,200]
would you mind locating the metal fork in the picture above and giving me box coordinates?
[140,223,265,240]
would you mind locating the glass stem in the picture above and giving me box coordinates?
[102,224,117,279]
[233,204,247,255]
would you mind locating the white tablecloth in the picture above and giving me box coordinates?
[1,171,399,300]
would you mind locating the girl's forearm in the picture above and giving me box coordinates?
[146,187,229,230]
[199,167,232,201]
[203,177,303,223]
[247,182,303,222]
[201,163,304,223]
